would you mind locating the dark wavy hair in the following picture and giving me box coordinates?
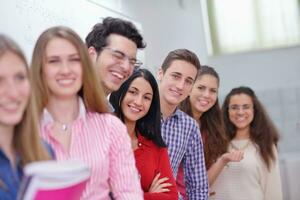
[222,86,280,170]
[180,65,228,168]
[109,68,166,147]
[85,17,146,53]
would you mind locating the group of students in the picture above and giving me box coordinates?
[0,16,282,200]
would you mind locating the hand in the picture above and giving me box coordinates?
[220,150,244,165]
[148,173,172,193]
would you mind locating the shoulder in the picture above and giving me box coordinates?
[85,112,127,139]
[86,112,125,127]
[176,109,198,127]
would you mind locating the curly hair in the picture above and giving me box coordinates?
[85,17,146,53]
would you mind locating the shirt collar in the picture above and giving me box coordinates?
[137,132,152,147]
[161,107,180,122]
[41,96,87,127]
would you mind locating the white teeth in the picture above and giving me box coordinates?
[129,105,140,112]
[57,79,74,85]
[236,117,246,122]
[199,100,209,106]
[111,72,124,79]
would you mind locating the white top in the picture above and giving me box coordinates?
[210,139,282,200]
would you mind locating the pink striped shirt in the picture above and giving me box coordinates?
[40,98,143,200]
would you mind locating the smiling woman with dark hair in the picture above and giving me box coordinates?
[110,68,178,200]
[211,86,283,200]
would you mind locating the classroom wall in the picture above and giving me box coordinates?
[122,0,300,93]
[121,0,300,154]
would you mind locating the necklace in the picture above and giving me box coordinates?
[230,139,251,151]
[55,121,71,133]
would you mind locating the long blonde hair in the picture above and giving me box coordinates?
[30,26,109,115]
[0,34,50,165]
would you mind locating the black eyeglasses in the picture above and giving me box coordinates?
[102,47,142,68]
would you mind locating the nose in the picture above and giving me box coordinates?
[134,95,143,106]
[236,107,245,114]
[120,59,133,74]
[60,61,72,74]
[203,89,210,97]
[5,80,19,98]
[176,79,185,90]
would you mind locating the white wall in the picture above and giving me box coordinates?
[121,0,300,93]
[121,0,300,154]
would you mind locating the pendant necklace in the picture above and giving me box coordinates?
[55,121,71,133]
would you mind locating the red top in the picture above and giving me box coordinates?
[134,134,179,200]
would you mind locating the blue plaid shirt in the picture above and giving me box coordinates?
[161,108,208,200]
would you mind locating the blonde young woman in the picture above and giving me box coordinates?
[0,34,50,200]
[30,26,143,200]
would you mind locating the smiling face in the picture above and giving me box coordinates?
[121,77,153,124]
[228,93,254,132]
[158,60,197,107]
[189,74,219,117]
[0,52,30,127]
[90,34,138,95]
[43,38,82,100]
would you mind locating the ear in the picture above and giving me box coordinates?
[157,67,163,82]
[88,46,97,62]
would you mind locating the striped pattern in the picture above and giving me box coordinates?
[161,108,209,200]
[40,99,143,200]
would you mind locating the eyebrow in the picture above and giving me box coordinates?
[130,86,153,96]
[46,53,79,58]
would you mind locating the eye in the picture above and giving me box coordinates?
[171,74,180,80]
[47,58,60,64]
[197,86,205,90]
[69,57,81,62]
[15,72,27,83]
[185,79,193,86]
[128,89,138,95]
[112,51,125,60]
[143,95,152,101]
[129,59,137,66]
[211,89,217,94]
[229,105,239,111]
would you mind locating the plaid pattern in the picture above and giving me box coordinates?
[161,108,208,200]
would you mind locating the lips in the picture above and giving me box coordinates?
[169,88,182,97]
[128,104,141,113]
[57,78,76,86]
[111,71,125,79]
[0,101,20,112]
[198,99,209,106]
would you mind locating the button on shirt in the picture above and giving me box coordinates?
[161,108,208,200]
[40,98,143,200]
[0,150,22,200]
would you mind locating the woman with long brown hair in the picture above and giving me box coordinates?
[214,86,282,200]
[0,34,50,200]
[178,66,243,198]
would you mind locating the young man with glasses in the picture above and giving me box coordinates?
[86,17,146,96]
[157,49,209,200]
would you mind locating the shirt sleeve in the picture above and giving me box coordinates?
[144,148,179,200]
[107,116,143,200]
[183,125,209,200]
[264,146,283,200]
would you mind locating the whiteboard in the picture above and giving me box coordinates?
[0,0,144,62]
